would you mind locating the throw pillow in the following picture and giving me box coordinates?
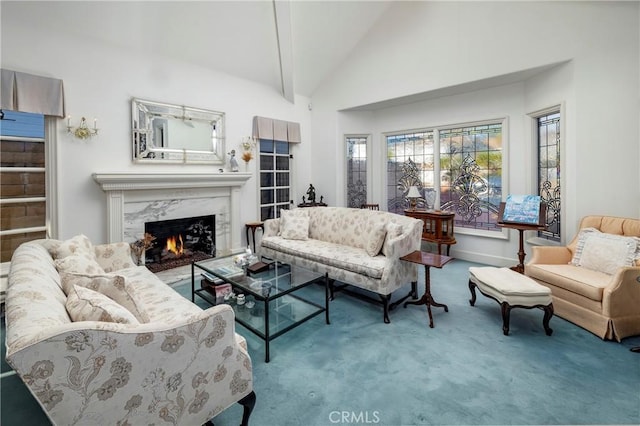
[60,272,150,323]
[66,285,140,324]
[94,242,135,272]
[280,213,310,240]
[365,223,387,257]
[55,252,105,275]
[571,228,638,275]
[53,234,94,259]
[382,222,403,257]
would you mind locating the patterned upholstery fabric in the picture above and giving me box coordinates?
[94,242,136,272]
[66,284,141,324]
[5,239,253,425]
[261,207,422,296]
[60,272,150,323]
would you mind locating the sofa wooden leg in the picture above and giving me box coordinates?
[380,294,391,324]
[542,304,554,336]
[238,391,256,426]
[501,302,511,335]
[328,278,336,301]
[468,280,477,306]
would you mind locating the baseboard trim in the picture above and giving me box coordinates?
[449,249,516,268]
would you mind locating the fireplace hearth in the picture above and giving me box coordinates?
[145,215,215,272]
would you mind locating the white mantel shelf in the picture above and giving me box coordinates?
[92,172,251,191]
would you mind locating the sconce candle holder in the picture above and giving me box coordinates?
[67,116,98,140]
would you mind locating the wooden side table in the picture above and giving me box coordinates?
[401,250,454,328]
[497,222,545,274]
[404,210,457,255]
[245,221,264,253]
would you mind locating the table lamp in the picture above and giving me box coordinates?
[407,186,421,211]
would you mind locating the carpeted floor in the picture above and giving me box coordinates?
[2,259,639,425]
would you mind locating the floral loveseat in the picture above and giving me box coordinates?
[260,207,423,323]
[5,236,255,426]
[525,216,640,341]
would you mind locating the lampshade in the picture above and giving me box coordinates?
[407,186,421,198]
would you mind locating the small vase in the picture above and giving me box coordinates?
[244,161,250,172]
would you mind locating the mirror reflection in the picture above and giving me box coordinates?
[132,98,225,164]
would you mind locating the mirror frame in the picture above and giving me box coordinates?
[131,98,225,164]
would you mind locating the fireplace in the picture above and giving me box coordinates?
[144,215,216,272]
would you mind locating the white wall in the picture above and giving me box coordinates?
[2,11,312,245]
[311,1,639,265]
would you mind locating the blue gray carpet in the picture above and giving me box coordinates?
[2,259,639,425]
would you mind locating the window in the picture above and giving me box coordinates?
[536,111,561,242]
[386,131,434,213]
[439,123,503,231]
[1,110,47,263]
[346,135,369,208]
[259,139,291,220]
[386,120,504,233]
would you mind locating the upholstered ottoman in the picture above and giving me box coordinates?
[468,267,554,336]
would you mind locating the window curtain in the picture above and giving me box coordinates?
[252,116,301,143]
[1,69,65,118]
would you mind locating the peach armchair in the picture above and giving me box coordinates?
[525,216,640,341]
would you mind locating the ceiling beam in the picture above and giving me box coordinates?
[273,0,295,103]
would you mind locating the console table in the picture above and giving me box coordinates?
[404,210,456,255]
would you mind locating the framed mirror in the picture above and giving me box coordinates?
[132,98,225,164]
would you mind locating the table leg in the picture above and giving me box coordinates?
[511,229,526,274]
[191,262,195,302]
[403,265,448,328]
[324,273,330,325]
[264,298,270,363]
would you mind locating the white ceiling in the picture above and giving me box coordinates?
[4,1,393,100]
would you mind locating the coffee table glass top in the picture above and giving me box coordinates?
[191,256,329,362]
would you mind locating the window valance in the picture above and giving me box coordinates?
[252,116,301,143]
[1,69,65,118]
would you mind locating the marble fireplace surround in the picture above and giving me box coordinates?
[92,172,251,260]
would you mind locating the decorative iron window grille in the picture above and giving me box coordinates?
[346,136,368,208]
[537,112,561,242]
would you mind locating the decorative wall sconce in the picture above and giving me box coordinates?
[67,116,98,140]
[407,185,421,211]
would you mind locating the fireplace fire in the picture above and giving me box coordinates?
[144,215,215,272]
[166,234,185,256]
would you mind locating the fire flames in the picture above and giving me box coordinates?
[166,234,184,257]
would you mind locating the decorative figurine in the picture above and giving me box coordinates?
[306,184,316,203]
[297,184,327,207]
[228,149,239,172]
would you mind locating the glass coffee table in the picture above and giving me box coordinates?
[191,256,330,362]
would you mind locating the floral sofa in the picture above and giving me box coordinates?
[260,207,423,323]
[5,235,255,426]
[525,216,640,341]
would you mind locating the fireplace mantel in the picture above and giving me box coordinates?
[93,172,251,252]
[93,172,251,191]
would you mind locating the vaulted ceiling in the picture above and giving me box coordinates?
[4,1,393,101]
